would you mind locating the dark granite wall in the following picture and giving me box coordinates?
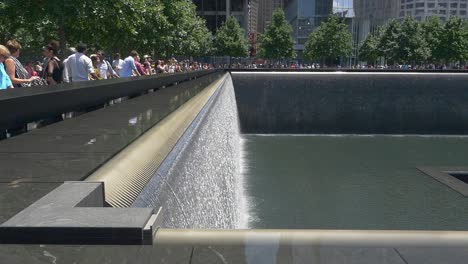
[232,73,468,134]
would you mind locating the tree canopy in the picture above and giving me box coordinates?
[0,0,212,58]
[304,15,352,64]
[258,9,295,60]
[158,0,212,57]
[440,16,468,63]
[359,16,468,65]
[358,26,384,65]
[213,16,249,58]
[422,16,444,62]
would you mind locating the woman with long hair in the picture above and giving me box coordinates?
[42,41,63,85]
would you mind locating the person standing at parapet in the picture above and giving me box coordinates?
[62,47,76,83]
[65,43,98,82]
[97,51,118,79]
[4,40,40,87]
[112,53,124,77]
[120,50,141,78]
[42,41,63,85]
[0,45,13,89]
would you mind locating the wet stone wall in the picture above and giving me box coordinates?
[232,73,468,134]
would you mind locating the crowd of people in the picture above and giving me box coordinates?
[0,40,219,139]
[0,40,214,89]
[2,39,467,90]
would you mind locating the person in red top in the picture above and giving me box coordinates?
[24,61,38,77]
[135,55,147,75]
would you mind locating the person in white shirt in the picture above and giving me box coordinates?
[112,53,124,77]
[65,43,98,82]
[62,47,76,83]
[97,50,118,79]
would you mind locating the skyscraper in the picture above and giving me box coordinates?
[284,0,333,52]
[193,0,249,32]
[354,0,399,43]
[398,0,468,21]
[256,0,287,33]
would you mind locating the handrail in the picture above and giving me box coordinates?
[0,70,220,131]
[228,68,468,73]
[155,229,468,247]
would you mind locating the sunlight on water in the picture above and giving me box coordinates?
[134,76,250,229]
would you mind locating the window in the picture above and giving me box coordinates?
[415,9,425,15]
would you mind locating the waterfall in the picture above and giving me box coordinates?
[133,75,248,229]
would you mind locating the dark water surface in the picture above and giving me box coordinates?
[243,135,468,230]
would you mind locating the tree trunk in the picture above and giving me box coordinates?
[58,22,67,57]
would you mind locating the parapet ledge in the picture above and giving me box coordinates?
[0,182,162,245]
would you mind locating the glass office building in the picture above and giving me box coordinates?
[284,0,333,52]
[193,0,249,32]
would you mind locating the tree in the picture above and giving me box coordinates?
[186,18,213,57]
[359,26,384,65]
[398,16,430,64]
[258,9,295,61]
[213,16,249,58]
[0,0,167,55]
[440,16,468,65]
[158,0,212,57]
[379,19,403,64]
[304,15,352,65]
[422,16,444,63]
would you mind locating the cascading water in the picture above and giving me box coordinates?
[133,75,249,229]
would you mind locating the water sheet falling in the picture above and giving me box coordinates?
[133,75,248,229]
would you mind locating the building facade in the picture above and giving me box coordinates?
[398,0,468,21]
[284,0,333,52]
[193,0,249,32]
[353,0,399,44]
[354,0,468,44]
[256,0,288,33]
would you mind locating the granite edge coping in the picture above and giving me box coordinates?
[0,182,163,245]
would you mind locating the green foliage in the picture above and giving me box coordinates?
[213,16,248,58]
[440,16,468,63]
[398,16,431,63]
[358,26,384,64]
[0,0,211,58]
[304,15,352,64]
[379,19,403,63]
[359,16,468,65]
[158,0,212,57]
[258,9,295,60]
[422,16,444,62]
